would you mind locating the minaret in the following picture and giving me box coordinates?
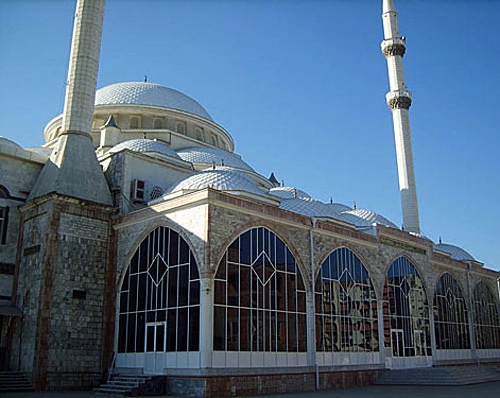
[381,0,420,234]
[29,0,112,205]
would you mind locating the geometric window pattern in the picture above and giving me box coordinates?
[383,257,431,357]
[118,226,200,353]
[214,227,307,352]
[473,281,500,349]
[433,273,470,350]
[315,247,379,352]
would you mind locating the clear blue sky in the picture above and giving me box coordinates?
[1,1,499,271]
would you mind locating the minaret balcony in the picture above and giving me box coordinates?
[381,38,406,57]
[386,90,412,110]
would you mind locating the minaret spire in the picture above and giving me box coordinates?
[29,0,112,205]
[381,0,420,234]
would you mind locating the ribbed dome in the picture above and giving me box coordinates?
[0,136,22,149]
[168,168,263,196]
[108,139,180,159]
[341,209,397,228]
[177,147,254,172]
[434,243,476,262]
[327,202,352,213]
[95,82,213,121]
[280,197,340,219]
[269,187,311,200]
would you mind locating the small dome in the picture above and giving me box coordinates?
[280,197,340,219]
[336,212,372,227]
[168,168,263,196]
[434,243,476,262]
[0,136,23,149]
[269,187,311,200]
[95,82,213,121]
[108,139,180,159]
[177,147,254,172]
[25,146,52,157]
[341,208,398,228]
[327,202,352,213]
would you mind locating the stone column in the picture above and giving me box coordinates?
[199,277,213,368]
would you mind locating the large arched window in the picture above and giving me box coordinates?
[117,226,200,353]
[213,227,307,352]
[473,281,500,349]
[383,257,431,357]
[315,247,378,352]
[433,273,470,350]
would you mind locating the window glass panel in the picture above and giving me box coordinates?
[117,227,200,353]
[433,273,470,350]
[213,227,307,352]
[315,247,379,353]
[382,257,430,357]
[473,281,500,349]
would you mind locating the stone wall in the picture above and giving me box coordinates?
[11,194,113,390]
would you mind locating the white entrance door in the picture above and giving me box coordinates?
[387,328,432,369]
[144,322,166,374]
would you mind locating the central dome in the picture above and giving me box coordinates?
[95,82,213,121]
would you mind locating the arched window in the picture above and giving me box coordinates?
[473,281,500,349]
[433,273,470,350]
[176,122,186,135]
[213,227,307,352]
[130,116,140,129]
[195,127,204,141]
[383,257,431,357]
[315,247,378,352]
[117,226,200,353]
[154,119,163,129]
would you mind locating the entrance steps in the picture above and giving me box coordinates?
[375,365,500,386]
[94,374,167,397]
[0,371,35,392]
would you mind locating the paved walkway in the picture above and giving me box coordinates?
[1,381,500,398]
[0,381,500,398]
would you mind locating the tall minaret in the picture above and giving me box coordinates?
[29,0,112,205]
[381,0,420,234]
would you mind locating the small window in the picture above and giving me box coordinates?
[150,186,164,200]
[195,127,204,141]
[154,119,163,129]
[221,141,227,150]
[176,122,186,135]
[210,133,217,146]
[0,206,9,245]
[130,117,140,129]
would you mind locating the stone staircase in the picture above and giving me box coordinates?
[375,365,500,386]
[94,374,167,397]
[0,371,35,393]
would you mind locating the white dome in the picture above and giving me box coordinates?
[177,147,254,172]
[434,243,476,261]
[327,202,352,213]
[0,136,22,149]
[25,146,52,157]
[168,168,263,196]
[341,208,398,228]
[95,82,213,121]
[269,187,311,200]
[336,212,372,227]
[108,139,180,159]
[279,197,340,219]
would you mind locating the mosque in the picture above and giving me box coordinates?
[0,0,499,396]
